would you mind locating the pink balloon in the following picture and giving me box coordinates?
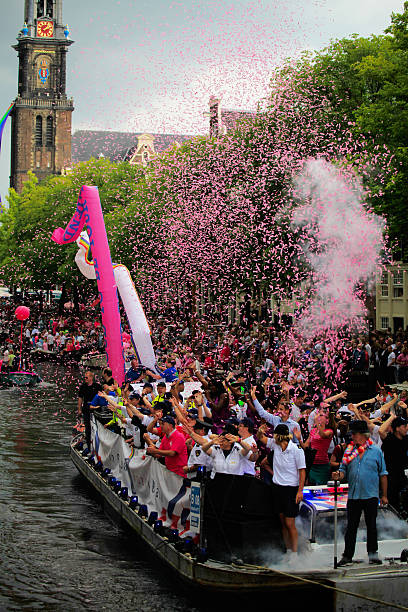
[15,306,30,321]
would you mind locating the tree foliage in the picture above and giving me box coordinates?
[1,2,407,308]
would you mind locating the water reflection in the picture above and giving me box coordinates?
[0,363,202,611]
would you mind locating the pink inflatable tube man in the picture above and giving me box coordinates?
[51,186,125,384]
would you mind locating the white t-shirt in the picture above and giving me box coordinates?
[188,436,213,470]
[210,444,245,477]
[142,415,160,446]
[370,424,383,448]
[289,401,301,421]
[239,434,256,476]
[264,358,273,371]
[230,403,247,420]
[125,417,141,447]
[266,438,306,487]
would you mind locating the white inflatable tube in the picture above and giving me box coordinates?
[75,232,159,372]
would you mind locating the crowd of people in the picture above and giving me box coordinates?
[78,349,408,565]
[1,295,408,564]
[0,298,105,369]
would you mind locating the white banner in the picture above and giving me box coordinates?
[130,381,203,395]
[91,418,192,534]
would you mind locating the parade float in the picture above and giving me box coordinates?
[54,186,408,610]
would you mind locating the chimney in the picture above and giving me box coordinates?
[209,96,221,138]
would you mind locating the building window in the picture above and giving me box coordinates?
[393,271,403,285]
[381,317,389,329]
[37,0,44,17]
[393,287,404,298]
[35,115,43,146]
[36,0,53,18]
[381,285,389,297]
[380,271,388,285]
[46,116,53,146]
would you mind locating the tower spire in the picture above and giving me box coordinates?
[10,0,74,192]
[24,1,34,24]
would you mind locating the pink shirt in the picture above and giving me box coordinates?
[159,429,188,477]
[310,427,333,464]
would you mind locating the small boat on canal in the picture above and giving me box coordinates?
[0,369,42,388]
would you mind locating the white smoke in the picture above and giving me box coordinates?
[291,158,386,337]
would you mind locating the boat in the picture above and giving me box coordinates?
[80,352,108,370]
[70,419,408,609]
[30,348,58,362]
[60,188,408,607]
[0,370,42,388]
[80,352,132,371]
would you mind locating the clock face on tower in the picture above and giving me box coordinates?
[37,20,54,38]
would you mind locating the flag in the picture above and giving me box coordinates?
[0,102,15,213]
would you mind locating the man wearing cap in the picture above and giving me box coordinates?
[257,423,306,557]
[333,420,388,566]
[146,415,188,477]
[201,423,258,476]
[151,382,167,407]
[381,415,408,511]
[237,418,258,476]
[183,419,213,475]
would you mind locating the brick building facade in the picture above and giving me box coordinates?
[10,0,74,192]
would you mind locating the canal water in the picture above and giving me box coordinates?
[0,363,208,612]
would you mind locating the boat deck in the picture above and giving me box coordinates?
[71,442,408,609]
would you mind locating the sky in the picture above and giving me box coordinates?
[0,0,405,200]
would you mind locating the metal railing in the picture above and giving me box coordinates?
[15,97,74,109]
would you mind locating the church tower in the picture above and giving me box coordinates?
[10,0,74,192]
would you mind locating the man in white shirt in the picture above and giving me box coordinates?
[258,423,306,556]
[289,389,307,421]
[184,420,213,475]
[237,418,257,476]
[201,426,258,477]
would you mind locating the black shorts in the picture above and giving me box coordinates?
[273,483,299,518]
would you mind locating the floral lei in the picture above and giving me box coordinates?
[342,438,373,465]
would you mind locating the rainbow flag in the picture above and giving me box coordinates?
[0,102,15,213]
